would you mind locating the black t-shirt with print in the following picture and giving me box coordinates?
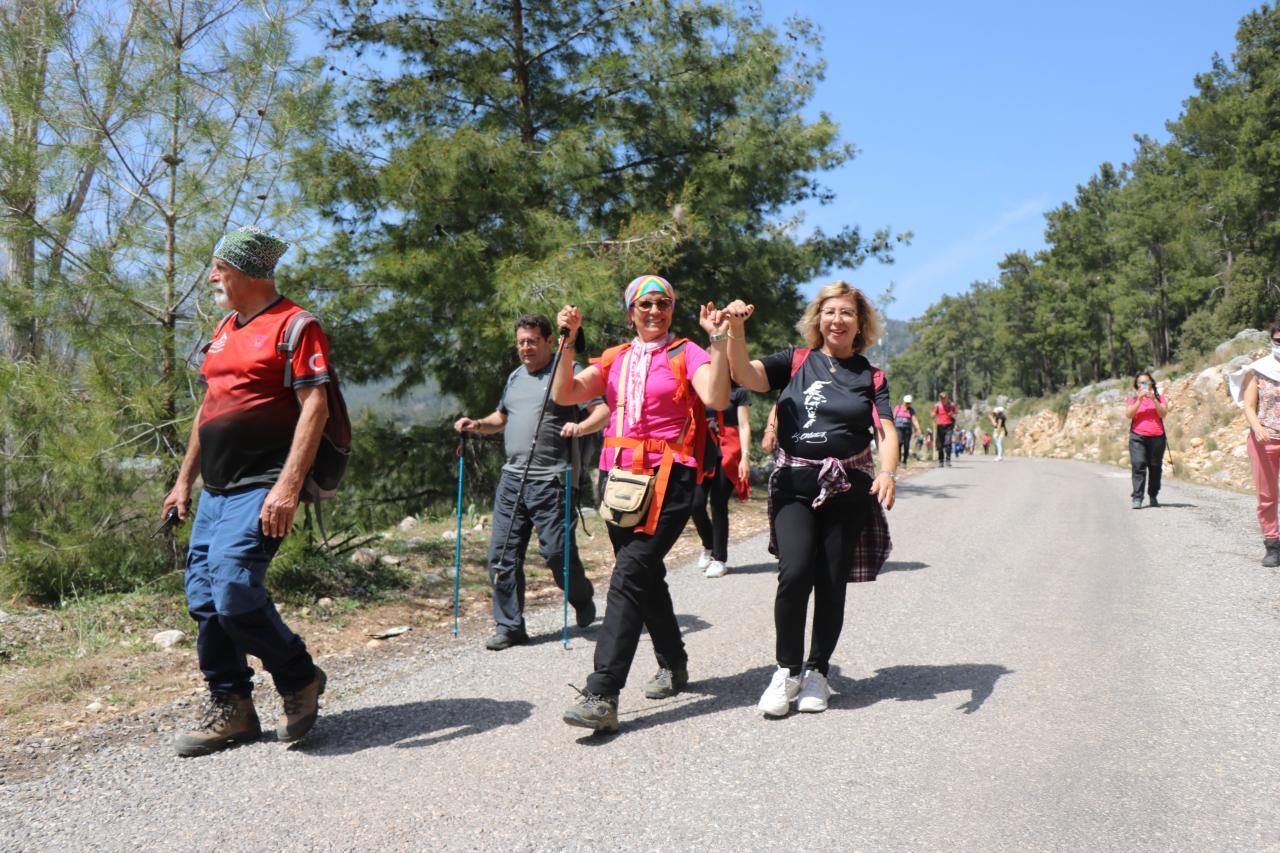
[761,347,893,461]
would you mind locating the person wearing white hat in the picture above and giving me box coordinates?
[989,406,1008,460]
[892,394,922,467]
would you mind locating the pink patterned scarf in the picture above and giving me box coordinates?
[623,332,674,429]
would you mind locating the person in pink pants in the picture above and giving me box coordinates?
[1241,319,1280,567]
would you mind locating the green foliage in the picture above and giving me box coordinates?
[0,358,177,603]
[891,5,1280,406]
[291,0,903,412]
[267,534,411,603]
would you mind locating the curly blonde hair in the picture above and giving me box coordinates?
[795,281,882,354]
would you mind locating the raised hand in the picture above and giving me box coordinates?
[698,301,728,336]
[722,299,755,334]
[556,305,582,338]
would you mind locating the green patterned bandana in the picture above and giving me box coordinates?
[212,225,289,279]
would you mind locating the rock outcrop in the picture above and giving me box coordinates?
[1010,346,1260,493]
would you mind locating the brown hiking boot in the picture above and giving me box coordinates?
[174,693,261,757]
[277,667,326,742]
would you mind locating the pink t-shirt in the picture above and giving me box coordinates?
[598,341,711,472]
[1127,395,1166,437]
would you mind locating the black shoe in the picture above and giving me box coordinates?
[574,598,596,629]
[643,666,689,699]
[1148,496,1160,508]
[484,629,529,651]
[1131,498,1143,509]
[1263,539,1280,568]
[563,686,619,732]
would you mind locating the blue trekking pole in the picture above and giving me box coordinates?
[453,436,465,637]
[563,462,571,648]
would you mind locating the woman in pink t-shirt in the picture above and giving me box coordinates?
[551,275,730,732]
[1125,371,1169,509]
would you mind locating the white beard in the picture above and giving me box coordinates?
[213,288,229,310]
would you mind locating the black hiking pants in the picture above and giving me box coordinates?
[1129,432,1167,502]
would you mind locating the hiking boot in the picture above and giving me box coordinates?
[174,693,260,757]
[563,687,619,732]
[703,559,727,579]
[757,667,801,717]
[277,667,326,742]
[643,666,689,699]
[796,669,831,713]
[1131,498,1143,510]
[574,599,597,629]
[1263,539,1280,568]
[484,629,529,650]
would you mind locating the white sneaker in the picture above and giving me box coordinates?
[695,549,712,570]
[703,559,727,578]
[797,669,831,713]
[757,667,801,717]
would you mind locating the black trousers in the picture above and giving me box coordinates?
[771,468,871,677]
[896,426,913,465]
[691,459,732,562]
[936,424,954,464]
[1129,432,1167,501]
[487,470,594,634]
[586,465,696,696]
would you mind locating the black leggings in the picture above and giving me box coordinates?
[691,459,732,561]
[771,471,871,676]
[586,465,696,696]
[896,426,913,465]
[936,424,954,464]
[1129,432,1166,501]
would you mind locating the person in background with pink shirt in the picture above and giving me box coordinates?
[1125,370,1169,509]
[1239,319,1280,566]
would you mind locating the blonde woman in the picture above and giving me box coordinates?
[722,282,897,716]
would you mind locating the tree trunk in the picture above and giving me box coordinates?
[510,0,534,146]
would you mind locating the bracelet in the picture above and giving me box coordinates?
[708,332,727,343]
[726,330,740,340]
[879,470,897,481]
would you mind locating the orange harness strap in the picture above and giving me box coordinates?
[595,338,707,535]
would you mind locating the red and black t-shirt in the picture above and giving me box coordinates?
[197,297,330,493]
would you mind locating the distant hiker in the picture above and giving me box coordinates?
[981,432,991,454]
[923,430,934,459]
[989,407,1007,461]
[1126,371,1169,509]
[913,431,925,461]
[553,276,731,733]
[1234,320,1280,566]
[162,226,329,757]
[454,314,609,651]
[723,282,897,718]
[692,383,753,579]
[933,392,957,467]
[893,394,923,467]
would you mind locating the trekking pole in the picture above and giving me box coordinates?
[453,435,465,637]
[563,461,571,649]
[492,328,572,582]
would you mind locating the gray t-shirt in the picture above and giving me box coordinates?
[498,361,601,480]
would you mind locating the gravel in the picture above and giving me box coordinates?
[1,456,1277,851]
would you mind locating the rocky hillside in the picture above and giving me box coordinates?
[1009,330,1269,493]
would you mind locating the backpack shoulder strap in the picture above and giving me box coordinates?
[872,366,885,391]
[277,310,317,388]
[593,342,631,373]
[789,347,812,378]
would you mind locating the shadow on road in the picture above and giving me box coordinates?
[724,561,777,575]
[830,663,1013,715]
[895,481,972,500]
[295,698,535,755]
[676,613,712,635]
[1143,502,1197,509]
[575,665,776,744]
[879,561,929,574]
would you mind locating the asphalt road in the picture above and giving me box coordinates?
[3,455,1279,851]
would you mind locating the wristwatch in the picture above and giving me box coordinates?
[708,332,727,343]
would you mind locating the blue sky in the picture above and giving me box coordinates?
[758,0,1264,320]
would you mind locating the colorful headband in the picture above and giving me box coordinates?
[624,274,675,307]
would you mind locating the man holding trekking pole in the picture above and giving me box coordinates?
[454,314,609,650]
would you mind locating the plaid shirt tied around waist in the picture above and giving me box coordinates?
[768,446,893,583]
